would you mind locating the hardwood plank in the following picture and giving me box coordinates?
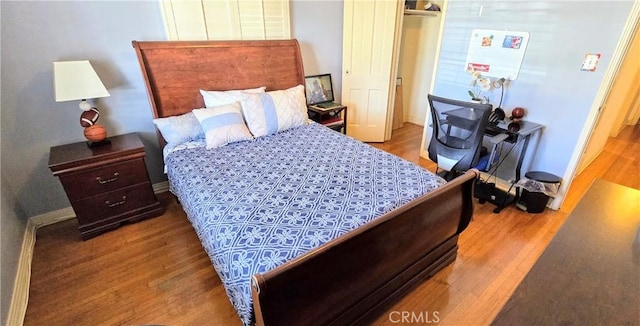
[25,123,639,326]
[25,196,241,326]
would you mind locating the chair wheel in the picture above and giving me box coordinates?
[478,199,486,204]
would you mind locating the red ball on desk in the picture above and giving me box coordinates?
[511,107,525,120]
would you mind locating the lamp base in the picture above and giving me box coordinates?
[86,138,111,148]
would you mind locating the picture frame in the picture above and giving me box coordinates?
[304,74,334,105]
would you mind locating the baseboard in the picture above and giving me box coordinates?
[576,147,603,176]
[6,181,170,325]
[405,115,425,126]
[6,219,36,326]
[29,181,169,227]
[30,206,76,228]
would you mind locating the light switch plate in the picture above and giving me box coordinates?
[581,53,601,72]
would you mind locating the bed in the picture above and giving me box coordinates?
[132,39,477,325]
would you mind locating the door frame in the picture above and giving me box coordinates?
[576,22,640,175]
[385,0,408,141]
[553,1,640,210]
[419,0,449,158]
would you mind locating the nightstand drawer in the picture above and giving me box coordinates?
[72,182,158,225]
[60,158,149,201]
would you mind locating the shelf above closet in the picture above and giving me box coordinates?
[404,9,441,17]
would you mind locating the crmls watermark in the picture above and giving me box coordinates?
[388,310,440,324]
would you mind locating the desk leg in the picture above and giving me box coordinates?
[514,134,531,197]
[492,134,530,213]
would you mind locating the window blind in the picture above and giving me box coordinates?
[160,0,290,41]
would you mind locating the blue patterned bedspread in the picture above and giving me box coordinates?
[165,123,446,325]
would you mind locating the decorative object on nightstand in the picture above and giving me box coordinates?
[48,133,163,240]
[304,73,347,134]
[53,60,111,147]
[305,73,342,110]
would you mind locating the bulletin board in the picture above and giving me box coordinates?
[465,29,529,80]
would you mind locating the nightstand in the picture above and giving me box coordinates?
[49,133,163,240]
[308,105,347,134]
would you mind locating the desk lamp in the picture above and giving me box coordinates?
[488,77,507,125]
[54,60,110,147]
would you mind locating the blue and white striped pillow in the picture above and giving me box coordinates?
[239,85,308,138]
[191,102,253,149]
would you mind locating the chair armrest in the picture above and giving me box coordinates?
[488,133,509,144]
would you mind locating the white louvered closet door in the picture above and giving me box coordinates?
[160,0,290,41]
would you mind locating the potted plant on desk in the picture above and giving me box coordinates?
[468,90,488,104]
[466,66,492,104]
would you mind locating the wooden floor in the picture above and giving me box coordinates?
[24,123,639,326]
[558,123,640,213]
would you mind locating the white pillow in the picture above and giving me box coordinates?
[239,85,308,138]
[199,86,266,108]
[152,112,204,146]
[191,102,253,149]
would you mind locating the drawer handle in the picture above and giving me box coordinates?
[96,172,120,184]
[105,196,127,208]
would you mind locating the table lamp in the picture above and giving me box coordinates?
[53,60,110,147]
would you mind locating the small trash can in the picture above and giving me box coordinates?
[517,171,562,213]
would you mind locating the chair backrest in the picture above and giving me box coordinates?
[427,94,492,172]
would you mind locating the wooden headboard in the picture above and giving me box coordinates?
[132,39,305,119]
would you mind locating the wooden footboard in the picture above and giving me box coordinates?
[251,170,478,325]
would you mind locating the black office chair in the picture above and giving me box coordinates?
[427,94,493,180]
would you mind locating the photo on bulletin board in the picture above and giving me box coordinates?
[465,29,530,80]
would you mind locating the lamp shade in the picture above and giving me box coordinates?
[53,60,110,102]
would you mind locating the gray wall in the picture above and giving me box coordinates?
[1,179,27,326]
[1,1,166,324]
[430,0,634,182]
[0,1,343,323]
[291,0,344,102]
[1,1,167,218]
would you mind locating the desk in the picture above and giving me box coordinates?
[477,119,544,213]
[429,107,544,212]
[484,120,543,144]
